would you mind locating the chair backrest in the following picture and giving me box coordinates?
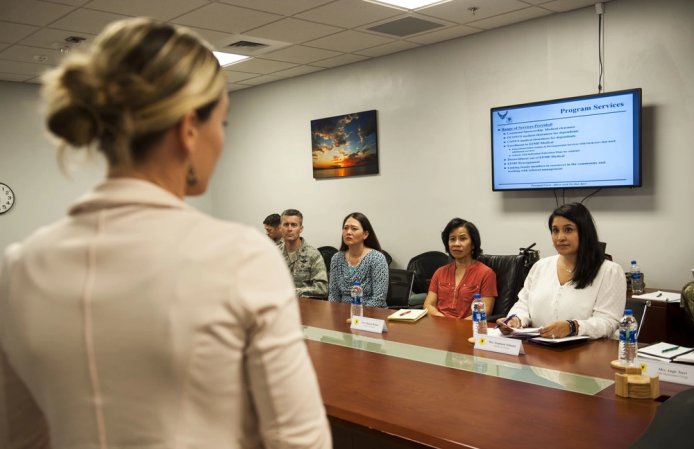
[380,249,393,266]
[317,246,338,276]
[477,254,528,321]
[406,251,451,294]
[386,268,415,308]
[629,387,694,449]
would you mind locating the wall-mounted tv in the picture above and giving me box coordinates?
[491,88,642,191]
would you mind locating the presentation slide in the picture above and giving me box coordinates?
[491,91,639,190]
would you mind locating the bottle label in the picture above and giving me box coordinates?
[630,272,642,281]
[619,329,637,343]
[473,311,486,322]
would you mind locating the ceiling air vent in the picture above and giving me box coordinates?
[215,35,291,56]
[226,40,270,50]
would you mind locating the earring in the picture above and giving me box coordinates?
[186,165,198,186]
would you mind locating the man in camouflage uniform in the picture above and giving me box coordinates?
[279,209,328,299]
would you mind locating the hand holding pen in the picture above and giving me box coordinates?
[495,314,521,335]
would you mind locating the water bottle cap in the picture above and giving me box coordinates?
[624,309,633,315]
[352,281,361,286]
[630,260,637,264]
[473,293,481,299]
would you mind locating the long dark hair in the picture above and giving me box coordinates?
[339,212,382,252]
[549,203,604,289]
[441,218,482,259]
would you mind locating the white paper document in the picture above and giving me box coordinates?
[489,326,541,338]
[631,291,681,302]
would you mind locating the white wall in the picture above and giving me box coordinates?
[0,84,214,250]
[213,0,694,288]
[1,0,692,289]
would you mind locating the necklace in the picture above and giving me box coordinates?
[347,249,366,267]
[560,261,574,274]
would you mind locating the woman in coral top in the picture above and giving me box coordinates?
[424,218,497,319]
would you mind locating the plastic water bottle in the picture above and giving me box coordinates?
[471,293,487,338]
[630,260,644,294]
[618,309,638,365]
[350,282,363,320]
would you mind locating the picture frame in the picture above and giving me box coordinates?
[311,110,379,179]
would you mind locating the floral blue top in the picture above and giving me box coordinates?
[328,250,389,307]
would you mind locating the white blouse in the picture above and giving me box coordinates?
[508,255,626,339]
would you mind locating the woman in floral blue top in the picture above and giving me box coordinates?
[329,212,389,307]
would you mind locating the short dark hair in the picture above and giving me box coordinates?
[263,213,280,227]
[441,218,482,259]
[339,212,382,252]
[548,202,603,289]
[281,209,303,225]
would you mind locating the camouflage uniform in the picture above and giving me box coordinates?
[280,238,328,298]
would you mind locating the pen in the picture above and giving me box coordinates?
[656,292,662,297]
[662,345,680,353]
[399,310,411,317]
[503,314,516,325]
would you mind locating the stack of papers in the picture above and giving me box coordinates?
[631,291,681,302]
[637,342,694,363]
[387,308,428,322]
[530,335,589,346]
[489,327,541,338]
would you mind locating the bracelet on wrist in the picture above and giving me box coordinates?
[566,320,576,336]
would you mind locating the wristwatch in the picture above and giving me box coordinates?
[0,182,15,214]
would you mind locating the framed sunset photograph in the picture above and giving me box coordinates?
[311,110,379,179]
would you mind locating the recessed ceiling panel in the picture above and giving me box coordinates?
[367,16,444,37]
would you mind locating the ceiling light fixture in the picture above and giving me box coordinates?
[212,51,250,67]
[364,0,452,11]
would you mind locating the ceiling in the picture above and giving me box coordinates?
[0,0,607,91]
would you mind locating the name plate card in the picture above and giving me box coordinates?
[637,358,694,386]
[351,316,388,333]
[474,334,525,356]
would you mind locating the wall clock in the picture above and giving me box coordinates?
[0,182,15,214]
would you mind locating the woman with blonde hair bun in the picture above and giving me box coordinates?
[0,18,330,449]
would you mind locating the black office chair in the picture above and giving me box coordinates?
[380,249,393,266]
[477,253,529,322]
[317,246,338,277]
[407,251,450,295]
[629,387,694,449]
[386,268,415,309]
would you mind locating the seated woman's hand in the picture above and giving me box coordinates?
[539,320,571,339]
[495,316,522,334]
[427,306,444,317]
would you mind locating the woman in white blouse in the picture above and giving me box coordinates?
[496,203,626,339]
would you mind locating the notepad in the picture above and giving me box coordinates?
[637,342,694,360]
[387,308,428,322]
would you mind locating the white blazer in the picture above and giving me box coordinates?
[0,178,331,449]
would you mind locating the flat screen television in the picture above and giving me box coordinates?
[491,88,642,191]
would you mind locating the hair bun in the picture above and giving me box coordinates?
[47,103,101,147]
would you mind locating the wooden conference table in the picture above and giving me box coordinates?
[299,299,690,449]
